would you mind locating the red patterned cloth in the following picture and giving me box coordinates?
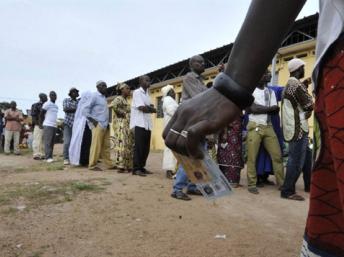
[304,38,344,256]
[217,118,244,184]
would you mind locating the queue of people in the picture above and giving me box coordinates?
[0,78,157,178]
[1,55,314,202]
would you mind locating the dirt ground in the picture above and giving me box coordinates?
[0,145,309,257]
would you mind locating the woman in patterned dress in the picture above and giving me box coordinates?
[217,117,244,187]
[110,83,132,173]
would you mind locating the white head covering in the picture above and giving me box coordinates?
[118,83,129,91]
[288,58,306,73]
[161,84,174,97]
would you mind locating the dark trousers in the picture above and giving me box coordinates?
[133,126,151,172]
[43,126,56,159]
[80,124,92,166]
[281,134,308,197]
[302,145,312,191]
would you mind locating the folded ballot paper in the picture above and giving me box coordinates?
[173,150,233,200]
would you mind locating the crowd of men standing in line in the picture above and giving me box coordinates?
[1,78,158,178]
[0,54,314,203]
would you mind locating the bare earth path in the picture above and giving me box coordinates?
[0,145,309,257]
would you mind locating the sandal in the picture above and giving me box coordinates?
[89,167,103,171]
[248,187,259,194]
[285,194,305,201]
[231,183,243,188]
[171,191,191,201]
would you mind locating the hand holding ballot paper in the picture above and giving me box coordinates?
[173,149,233,200]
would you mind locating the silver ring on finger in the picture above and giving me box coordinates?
[170,128,181,136]
[181,130,188,138]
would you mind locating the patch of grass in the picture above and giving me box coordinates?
[29,251,43,257]
[45,162,64,171]
[1,160,65,173]
[14,167,26,172]
[0,179,109,215]
[0,206,18,215]
[72,181,103,191]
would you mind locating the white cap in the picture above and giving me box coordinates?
[288,58,305,73]
[161,84,174,97]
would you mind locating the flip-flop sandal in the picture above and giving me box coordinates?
[171,191,191,201]
[89,167,103,171]
[287,194,305,201]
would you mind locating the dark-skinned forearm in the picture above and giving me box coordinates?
[247,103,275,115]
[225,0,306,93]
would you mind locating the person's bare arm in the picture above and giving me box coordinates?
[163,0,306,158]
[246,103,279,115]
[224,0,306,93]
[39,109,46,129]
[138,106,156,113]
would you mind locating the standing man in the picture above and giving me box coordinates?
[40,91,58,163]
[245,70,284,194]
[130,75,156,176]
[171,55,207,200]
[0,111,4,152]
[4,101,23,155]
[280,58,313,201]
[63,87,79,165]
[83,81,112,171]
[31,93,48,160]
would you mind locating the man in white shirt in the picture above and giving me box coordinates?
[130,75,156,176]
[246,70,284,194]
[40,91,58,163]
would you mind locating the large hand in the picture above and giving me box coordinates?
[163,88,241,159]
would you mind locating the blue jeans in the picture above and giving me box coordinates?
[172,164,197,193]
[63,125,73,160]
[281,134,309,197]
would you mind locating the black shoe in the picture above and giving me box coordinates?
[186,189,203,196]
[143,168,153,174]
[263,179,275,186]
[171,191,191,201]
[133,170,147,177]
[166,170,174,179]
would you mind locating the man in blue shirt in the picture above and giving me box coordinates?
[83,81,112,171]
